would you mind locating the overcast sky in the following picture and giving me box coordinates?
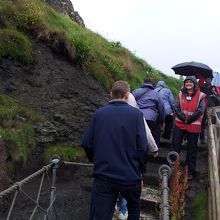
[72,0,220,78]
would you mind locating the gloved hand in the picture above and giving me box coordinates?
[186,110,203,124]
[176,111,186,122]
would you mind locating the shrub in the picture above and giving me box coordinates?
[14,0,44,28]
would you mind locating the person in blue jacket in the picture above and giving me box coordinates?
[155,80,175,140]
[132,78,165,147]
[82,80,148,220]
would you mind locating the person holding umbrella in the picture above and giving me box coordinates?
[172,76,206,180]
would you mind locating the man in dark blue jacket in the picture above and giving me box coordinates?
[82,80,148,220]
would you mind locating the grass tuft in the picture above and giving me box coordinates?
[0,28,33,63]
[42,145,86,164]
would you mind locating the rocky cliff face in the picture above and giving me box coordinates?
[0,42,109,147]
[43,0,85,27]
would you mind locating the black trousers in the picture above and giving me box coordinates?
[162,114,173,140]
[172,126,199,175]
[94,178,141,220]
[146,120,161,147]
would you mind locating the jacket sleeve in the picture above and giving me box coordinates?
[136,112,148,173]
[144,118,158,152]
[82,113,96,162]
[186,98,206,124]
[174,99,186,122]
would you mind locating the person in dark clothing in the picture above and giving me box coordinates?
[172,76,206,180]
[200,77,220,107]
[200,77,220,143]
[82,80,148,220]
[132,78,165,148]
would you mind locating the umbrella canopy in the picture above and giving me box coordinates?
[171,61,213,78]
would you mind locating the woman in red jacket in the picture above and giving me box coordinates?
[172,76,206,180]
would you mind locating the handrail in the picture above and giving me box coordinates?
[0,157,61,220]
[158,164,171,220]
[207,106,220,220]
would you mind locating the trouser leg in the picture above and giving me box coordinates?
[172,126,185,154]
[186,132,199,175]
[146,120,160,147]
[89,180,96,220]
[163,114,173,139]
[94,178,118,220]
[121,182,142,220]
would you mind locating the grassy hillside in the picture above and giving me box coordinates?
[0,0,182,166]
[0,0,182,96]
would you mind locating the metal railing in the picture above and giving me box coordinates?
[208,106,220,220]
[0,156,61,220]
[158,151,178,220]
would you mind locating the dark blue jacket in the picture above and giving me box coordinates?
[82,100,148,184]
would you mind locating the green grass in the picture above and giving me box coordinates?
[0,28,33,64]
[191,191,208,220]
[42,145,86,164]
[0,94,44,168]
[0,0,182,96]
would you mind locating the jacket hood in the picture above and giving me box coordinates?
[156,81,166,88]
[184,75,197,85]
[182,75,198,93]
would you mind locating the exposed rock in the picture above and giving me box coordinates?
[0,42,109,147]
[43,0,85,27]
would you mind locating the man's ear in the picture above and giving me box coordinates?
[124,92,129,100]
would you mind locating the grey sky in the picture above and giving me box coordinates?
[72,0,220,77]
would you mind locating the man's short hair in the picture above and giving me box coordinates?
[144,78,154,84]
[111,81,130,99]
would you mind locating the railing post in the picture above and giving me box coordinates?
[48,155,61,220]
[158,164,171,220]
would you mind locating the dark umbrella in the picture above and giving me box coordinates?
[171,61,213,78]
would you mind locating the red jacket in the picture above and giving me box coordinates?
[175,90,206,133]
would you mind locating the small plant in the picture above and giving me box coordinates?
[42,145,86,164]
[169,156,189,220]
[14,0,44,28]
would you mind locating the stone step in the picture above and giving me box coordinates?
[140,186,160,210]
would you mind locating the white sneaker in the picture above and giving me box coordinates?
[118,211,128,220]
